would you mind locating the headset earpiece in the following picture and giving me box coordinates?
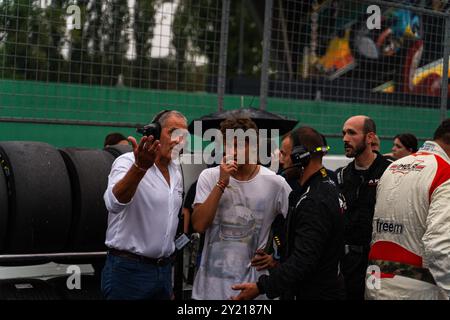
[289,130,311,169]
[285,129,330,172]
[152,109,172,124]
[136,109,172,140]
[290,145,311,169]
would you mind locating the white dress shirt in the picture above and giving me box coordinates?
[104,152,183,258]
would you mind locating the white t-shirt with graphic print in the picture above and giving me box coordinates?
[192,165,291,300]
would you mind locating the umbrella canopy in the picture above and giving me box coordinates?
[188,107,298,136]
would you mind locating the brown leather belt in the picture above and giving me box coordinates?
[108,248,175,266]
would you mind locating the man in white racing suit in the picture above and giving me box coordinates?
[366,119,450,300]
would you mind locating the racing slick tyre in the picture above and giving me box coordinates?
[58,148,114,252]
[0,142,72,254]
[0,164,8,251]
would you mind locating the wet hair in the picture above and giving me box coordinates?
[433,118,450,145]
[219,117,259,162]
[104,133,127,147]
[394,133,418,153]
[219,117,258,135]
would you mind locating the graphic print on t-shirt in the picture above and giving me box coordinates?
[206,184,262,279]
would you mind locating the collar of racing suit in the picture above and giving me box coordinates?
[298,167,329,193]
[350,151,384,174]
[419,141,450,163]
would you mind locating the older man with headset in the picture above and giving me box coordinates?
[101,110,188,300]
[231,126,346,300]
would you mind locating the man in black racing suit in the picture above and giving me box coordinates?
[231,126,345,300]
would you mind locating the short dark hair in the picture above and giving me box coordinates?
[104,133,127,147]
[219,117,259,162]
[219,117,258,136]
[290,126,325,159]
[433,118,450,145]
[394,133,418,153]
[363,117,377,134]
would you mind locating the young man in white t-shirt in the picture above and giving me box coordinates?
[191,117,291,300]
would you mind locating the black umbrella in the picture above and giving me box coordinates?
[188,107,298,136]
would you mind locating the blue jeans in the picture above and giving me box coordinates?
[101,253,173,300]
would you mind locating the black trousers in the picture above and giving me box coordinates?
[341,247,370,300]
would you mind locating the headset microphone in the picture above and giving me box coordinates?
[136,109,172,140]
[279,163,304,174]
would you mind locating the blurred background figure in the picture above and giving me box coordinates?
[104,132,129,147]
[391,133,418,159]
[371,135,381,152]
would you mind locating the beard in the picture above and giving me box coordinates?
[344,138,367,158]
[279,165,302,181]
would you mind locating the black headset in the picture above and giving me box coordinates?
[289,131,330,169]
[136,109,172,140]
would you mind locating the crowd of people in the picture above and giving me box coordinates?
[100,110,450,300]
